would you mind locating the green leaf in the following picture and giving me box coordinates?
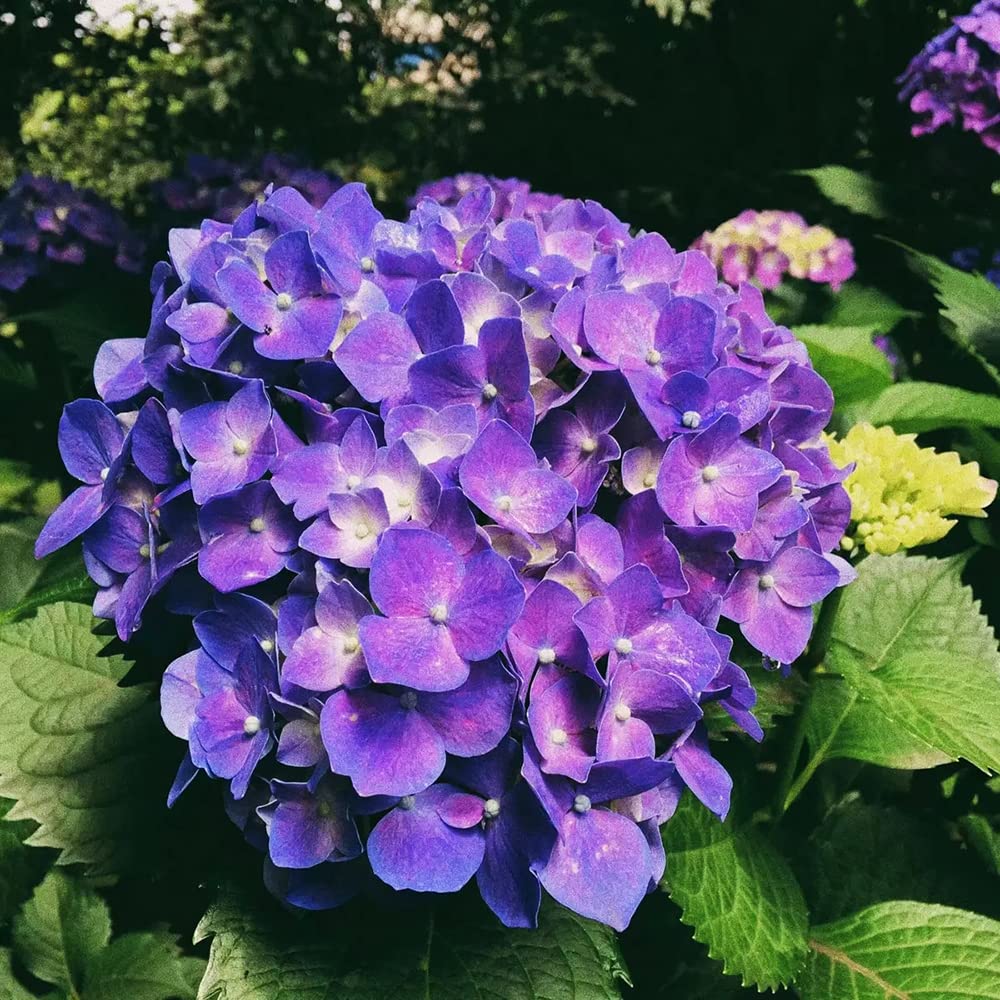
[0,948,36,1000]
[823,283,918,331]
[798,902,1000,999]
[661,795,809,990]
[795,553,1000,801]
[793,325,893,404]
[848,381,1000,434]
[794,166,889,219]
[803,677,949,771]
[0,798,45,928]
[796,800,989,924]
[0,518,46,613]
[959,815,1000,877]
[903,246,1000,364]
[84,931,201,1000]
[12,870,111,996]
[195,886,629,1000]
[0,602,170,873]
[826,553,1000,775]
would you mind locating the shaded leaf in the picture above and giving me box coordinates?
[12,870,111,996]
[195,885,629,1000]
[85,931,201,1000]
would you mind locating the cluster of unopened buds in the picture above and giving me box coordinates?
[0,174,144,294]
[692,209,856,292]
[38,174,854,930]
[898,0,1000,154]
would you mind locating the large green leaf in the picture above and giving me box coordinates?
[798,902,1000,999]
[794,166,889,219]
[661,796,808,990]
[794,554,1000,804]
[195,887,629,1000]
[12,870,111,996]
[849,381,1000,434]
[822,283,918,331]
[0,602,170,873]
[826,553,1000,775]
[794,325,893,404]
[0,948,36,1000]
[904,246,1000,364]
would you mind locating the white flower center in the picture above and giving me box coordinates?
[537,646,556,664]
[759,573,776,590]
[243,715,261,735]
[573,794,592,814]
[99,466,110,481]
[614,637,633,655]
[614,703,632,722]
[549,727,569,746]
[259,638,275,653]
[343,635,360,654]
[484,798,501,819]
[580,436,598,454]
[354,523,371,539]
[496,495,513,512]
[249,517,266,533]
[360,256,375,273]
[645,348,662,366]
[681,410,702,429]
[232,438,250,456]
[346,474,363,489]
[429,603,448,623]
[482,382,499,401]
[399,794,416,810]
[228,360,244,375]
[275,292,293,311]
[701,464,720,483]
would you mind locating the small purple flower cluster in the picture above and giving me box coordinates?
[0,175,144,293]
[952,244,1000,286]
[156,153,344,225]
[38,181,853,930]
[691,210,856,292]
[410,173,563,222]
[898,0,1000,154]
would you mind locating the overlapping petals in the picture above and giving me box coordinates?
[41,176,852,931]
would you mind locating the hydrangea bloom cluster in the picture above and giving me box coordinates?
[410,173,563,221]
[898,0,1000,154]
[827,423,996,556]
[156,153,344,225]
[691,210,856,292]
[0,175,144,293]
[37,180,855,931]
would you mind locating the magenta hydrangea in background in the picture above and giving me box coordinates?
[410,173,564,222]
[0,175,145,293]
[691,210,856,292]
[38,177,854,931]
[155,153,344,225]
[898,0,1000,154]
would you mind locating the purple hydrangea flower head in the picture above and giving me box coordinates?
[39,176,851,929]
[410,174,563,222]
[0,174,144,295]
[898,1,1000,154]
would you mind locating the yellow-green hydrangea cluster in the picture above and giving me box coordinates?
[826,423,997,556]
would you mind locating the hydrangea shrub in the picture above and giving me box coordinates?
[36,179,855,932]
